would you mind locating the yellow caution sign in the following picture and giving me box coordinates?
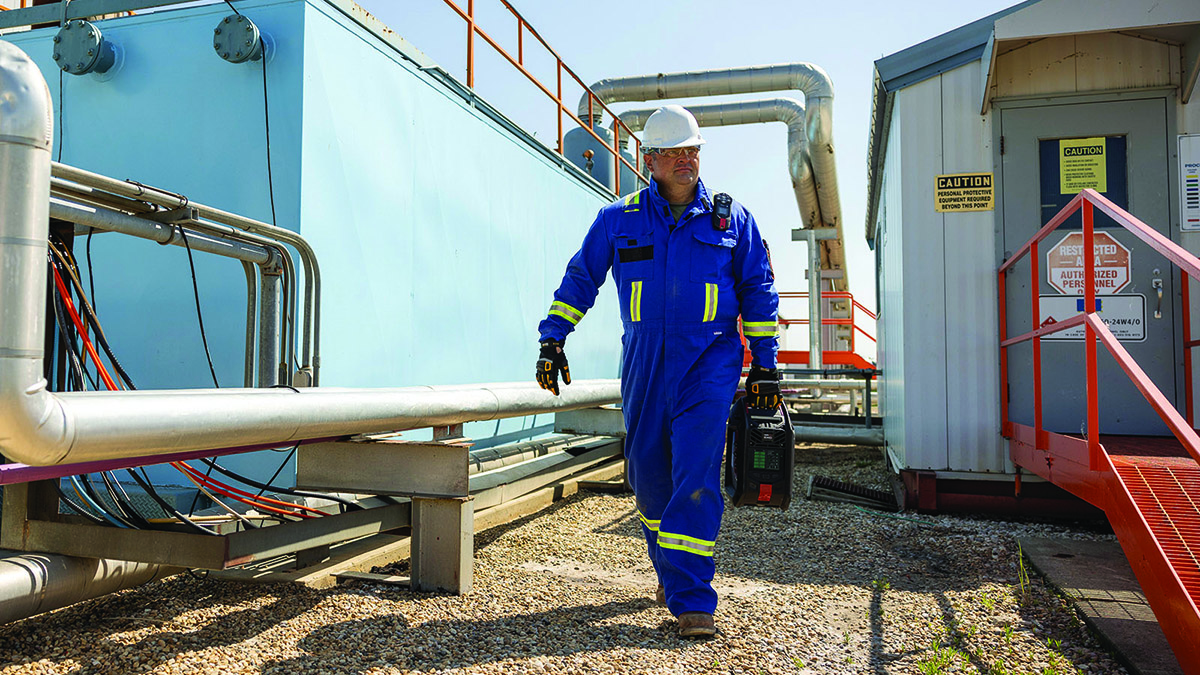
[934,172,994,212]
[1060,137,1107,194]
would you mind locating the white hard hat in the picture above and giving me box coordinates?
[641,104,706,150]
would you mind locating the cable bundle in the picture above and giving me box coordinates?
[46,236,349,534]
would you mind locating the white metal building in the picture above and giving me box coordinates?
[866,0,1200,511]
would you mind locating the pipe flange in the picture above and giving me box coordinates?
[213,14,264,63]
[53,20,117,76]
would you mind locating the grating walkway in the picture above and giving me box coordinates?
[1109,450,1200,610]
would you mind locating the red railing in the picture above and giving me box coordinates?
[743,291,876,370]
[998,189,1200,469]
[999,188,1200,671]
[440,0,645,196]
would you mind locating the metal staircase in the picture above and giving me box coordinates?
[1000,190,1200,673]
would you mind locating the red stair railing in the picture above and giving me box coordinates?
[999,188,1200,673]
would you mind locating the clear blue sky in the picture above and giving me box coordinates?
[363,0,1024,348]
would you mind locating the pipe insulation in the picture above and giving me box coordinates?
[0,41,622,468]
[617,98,819,230]
[0,551,179,625]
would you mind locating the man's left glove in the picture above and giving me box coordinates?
[745,365,781,409]
[536,339,571,396]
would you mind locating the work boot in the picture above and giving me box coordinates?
[678,612,717,638]
[655,583,665,606]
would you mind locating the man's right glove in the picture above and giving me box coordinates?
[536,339,571,396]
[745,365,782,409]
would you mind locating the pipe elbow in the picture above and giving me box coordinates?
[0,379,74,466]
[0,41,53,150]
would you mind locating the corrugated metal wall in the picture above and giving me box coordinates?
[877,107,906,470]
[878,64,1007,473]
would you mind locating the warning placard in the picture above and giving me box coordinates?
[1038,294,1145,342]
[935,172,994,212]
[1060,137,1107,194]
[1046,231,1130,295]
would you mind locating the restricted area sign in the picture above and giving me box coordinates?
[1046,231,1130,295]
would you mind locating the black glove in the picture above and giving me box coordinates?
[536,339,571,396]
[745,365,781,409]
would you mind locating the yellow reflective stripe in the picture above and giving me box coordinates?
[630,281,642,322]
[637,510,660,531]
[623,191,641,207]
[548,300,584,325]
[743,320,777,337]
[657,530,716,557]
[702,283,718,322]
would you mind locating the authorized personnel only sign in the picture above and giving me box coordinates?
[935,172,994,212]
[1038,294,1145,342]
[1046,231,1130,295]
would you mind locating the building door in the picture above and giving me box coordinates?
[1000,97,1174,436]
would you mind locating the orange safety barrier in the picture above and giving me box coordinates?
[742,291,876,370]
[440,0,645,196]
[999,188,1200,673]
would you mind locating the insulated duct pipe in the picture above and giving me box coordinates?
[0,42,621,468]
[617,98,818,231]
[0,552,179,625]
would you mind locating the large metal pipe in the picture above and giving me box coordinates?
[0,551,179,625]
[0,42,622,468]
[617,98,819,230]
[580,63,841,237]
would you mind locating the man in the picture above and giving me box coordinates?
[535,105,781,638]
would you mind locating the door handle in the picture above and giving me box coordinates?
[1152,277,1163,319]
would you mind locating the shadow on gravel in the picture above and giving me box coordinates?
[258,597,688,674]
[0,577,322,675]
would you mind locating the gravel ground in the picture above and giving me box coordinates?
[0,444,1128,674]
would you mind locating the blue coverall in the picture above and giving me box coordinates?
[538,178,779,616]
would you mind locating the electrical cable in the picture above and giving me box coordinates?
[50,242,135,389]
[173,461,321,517]
[126,468,220,537]
[196,455,361,512]
[53,481,106,525]
[176,226,221,388]
[100,470,150,528]
[170,466,259,531]
[68,475,129,528]
[173,462,310,520]
[50,263,117,390]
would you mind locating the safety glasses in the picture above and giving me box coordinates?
[651,147,700,159]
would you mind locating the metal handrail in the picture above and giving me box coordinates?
[439,0,645,196]
[776,291,878,354]
[998,188,1200,470]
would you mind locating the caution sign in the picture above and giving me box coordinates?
[935,172,994,212]
[1039,294,1145,342]
[1060,137,1107,194]
[1046,231,1130,295]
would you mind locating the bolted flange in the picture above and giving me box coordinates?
[213,14,264,63]
[52,19,116,75]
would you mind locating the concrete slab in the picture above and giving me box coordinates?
[1019,536,1183,675]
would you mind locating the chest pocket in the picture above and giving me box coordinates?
[690,227,736,282]
[614,235,655,280]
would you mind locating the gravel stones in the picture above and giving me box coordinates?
[0,444,1129,673]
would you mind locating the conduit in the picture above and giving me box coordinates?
[580,63,845,289]
[0,41,621,468]
[616,98,819,231]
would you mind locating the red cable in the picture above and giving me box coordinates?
[52,265,119,391]
[54,257,327,521]
[173,461,320,518]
